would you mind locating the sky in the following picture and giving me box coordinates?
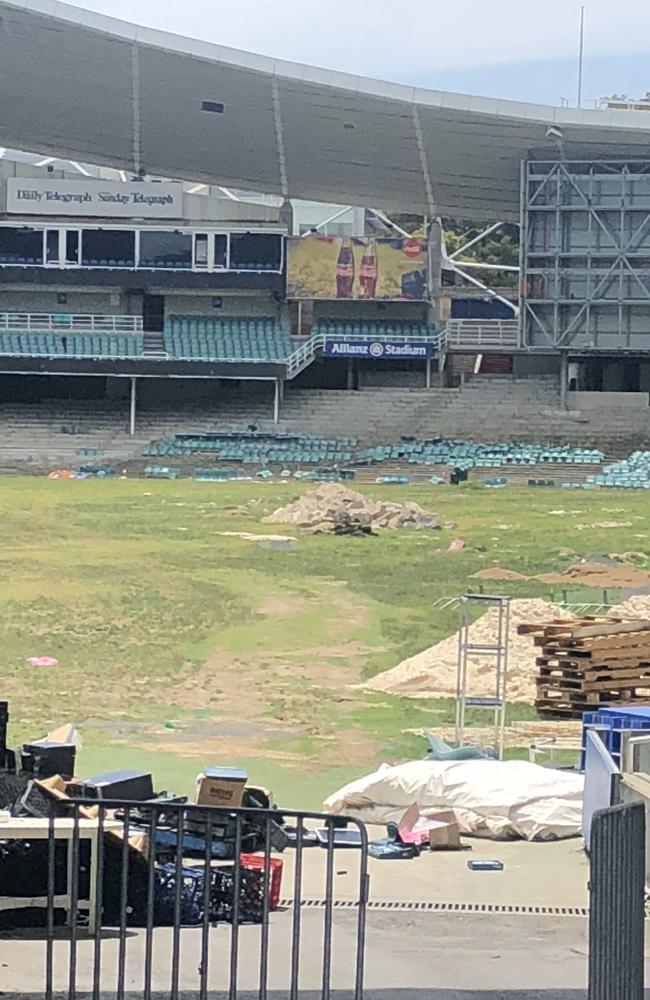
[65,0,650,107]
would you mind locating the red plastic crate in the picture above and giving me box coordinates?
[239,853,283,910]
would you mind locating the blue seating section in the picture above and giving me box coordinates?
[354,440,604,470]
[587,452,650,489]
[315,319,435,338]
[165,316,294,362]
[0,331,145,358]
[144,431,357,464]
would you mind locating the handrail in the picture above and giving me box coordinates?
[285,329,445,379]
[444,319,519,348]
[0,313,143,333]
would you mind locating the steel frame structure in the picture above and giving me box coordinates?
[521,159,650,351]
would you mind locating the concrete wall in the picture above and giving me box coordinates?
[568,391,650,411]
[164,292,281,318]
[512,354,560,377]
[0,288,129,313]
[314,301,428,322]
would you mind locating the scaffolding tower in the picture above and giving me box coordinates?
[455,593,510,759]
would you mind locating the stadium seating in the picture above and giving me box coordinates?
[0,331,145,359]
[354,440,604,470]
[314,319,435,338]
[587,452,650,489]
[144,430,357,465]
[165,315,294,361]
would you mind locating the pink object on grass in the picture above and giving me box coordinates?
[27,656,59,667]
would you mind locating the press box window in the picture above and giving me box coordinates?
[229,233,282,271]
[0,227,43,265]
[45,230,60,265]
[81,230,135,268]
[194,233,209,269]
[140,231,192,269]
[65,231,80,266]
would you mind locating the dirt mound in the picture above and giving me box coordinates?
[364,598,573,704]
[263,483,442,532]
[536,561,650,589]
[472,568,530,581]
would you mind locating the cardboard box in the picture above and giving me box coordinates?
[427,810,461,851]
[196,767,247,808]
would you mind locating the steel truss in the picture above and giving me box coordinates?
[521,159,650,351]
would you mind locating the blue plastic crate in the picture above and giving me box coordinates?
[580,708,650,770]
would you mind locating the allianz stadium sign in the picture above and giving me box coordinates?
[7,178,182,219]
[323,339,433,359]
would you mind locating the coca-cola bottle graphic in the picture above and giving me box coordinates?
[359,239,378,299]
[335,238,355,298]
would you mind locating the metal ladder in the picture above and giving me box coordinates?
[455,593,510,759]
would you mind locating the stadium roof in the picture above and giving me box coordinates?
[2,0,650,221]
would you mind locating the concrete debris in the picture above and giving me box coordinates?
[363,598,573,704]
[447,539,465,552]
[264,483,444,533]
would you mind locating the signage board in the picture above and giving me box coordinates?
[287,235,428,300]
[323,339,433,359]
[7,178,183,219]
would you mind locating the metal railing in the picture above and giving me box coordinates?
[589,802,645,1000]
[16,798,369,1000]
[0,313,143,333]
[286,330,445,379]
[444,319,519,348]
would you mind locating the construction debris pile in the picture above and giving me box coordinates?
[518,617,650,718]
[364,598,573,704]
[264,483,444,534]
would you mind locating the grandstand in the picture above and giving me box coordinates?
[1,0,650,479]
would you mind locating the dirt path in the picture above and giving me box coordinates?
[153,581,380,766]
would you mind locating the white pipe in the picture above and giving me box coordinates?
[448,222,505,260]
[447,259,520,273]
[450,263,520,316]
[273,379,280,424]
[129,376,137,436]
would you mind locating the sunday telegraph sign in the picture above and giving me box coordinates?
[323,339,433,359]
[7,178,183,219]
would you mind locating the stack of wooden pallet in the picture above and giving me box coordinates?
[517,617,650,717]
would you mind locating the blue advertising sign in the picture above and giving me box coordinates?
[323,339,433,359]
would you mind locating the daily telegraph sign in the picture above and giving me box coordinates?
[7,178,183,219]
[323,339,433,359]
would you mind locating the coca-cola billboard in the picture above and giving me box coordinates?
[287,236,428,300]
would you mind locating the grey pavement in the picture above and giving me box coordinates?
[0,909,591,998]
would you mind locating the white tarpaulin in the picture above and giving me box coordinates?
[324,759,584,841]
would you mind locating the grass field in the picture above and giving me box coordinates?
[1,476,647,808]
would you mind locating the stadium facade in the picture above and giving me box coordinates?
[0,0,650,461]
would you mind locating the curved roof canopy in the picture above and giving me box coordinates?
[2,0,650,220]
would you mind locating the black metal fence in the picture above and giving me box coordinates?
[588,800,645,1000]
[14,799,369,999]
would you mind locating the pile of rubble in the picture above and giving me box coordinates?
[263,483,444,534]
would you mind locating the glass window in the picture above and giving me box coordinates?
[194,233,209,268]
[0,227,43,265]
[81,230,135,268]
[229,233,282,271]
[139,231,192,269]
[45,230,60,264]
[214,234,228,269]
[65,231,80,265]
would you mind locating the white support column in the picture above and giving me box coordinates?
[129,376,137,436]
[297,300,303,337]
[273,379,281,425]
[426,357,432,389]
